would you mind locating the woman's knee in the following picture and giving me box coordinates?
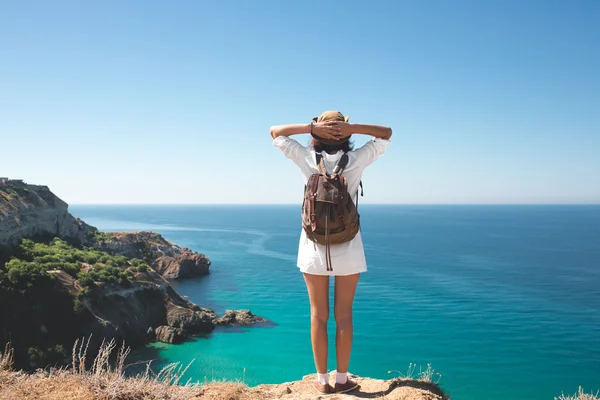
[334,308,353,326]
[311,307,330,325]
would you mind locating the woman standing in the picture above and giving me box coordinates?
[271,111,392,394]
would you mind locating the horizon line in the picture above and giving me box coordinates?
[69,203,600,206]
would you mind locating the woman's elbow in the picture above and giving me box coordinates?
[270,126,280,139]
[384,127,392,140]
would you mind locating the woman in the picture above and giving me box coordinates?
[270,111,392,394]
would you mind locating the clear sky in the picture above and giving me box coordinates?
[1,0,598,204]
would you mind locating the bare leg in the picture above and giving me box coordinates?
[303,273,330,374]
[334,273,360,374]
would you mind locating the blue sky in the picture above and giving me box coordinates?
[1,0,598,204]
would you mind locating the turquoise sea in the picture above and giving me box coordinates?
[70,205,600,400]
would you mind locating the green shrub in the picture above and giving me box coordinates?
[137,264,149,272]
[87,228,113,242]
[73,298,86,314]
[28,344,65,366]
[4,238,139,291]
[77,272,96,288]
[4,258,51,289]
[130,258,142,267]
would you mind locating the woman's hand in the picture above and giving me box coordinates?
[323,121,353,139]
[312,122,343,141]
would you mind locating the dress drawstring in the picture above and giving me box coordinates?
[325,213,333,271]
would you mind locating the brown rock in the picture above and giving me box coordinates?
[154,325,185,344]
[166,300,216,334]
[214,309,268,326]
[153,250,210,279]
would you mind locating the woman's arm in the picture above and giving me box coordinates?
[323,122,392,140]
[270,123,310,139]
[270,123,342,140]
[350,123,392,140]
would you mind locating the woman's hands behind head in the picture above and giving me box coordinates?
[312,122,343,141]
[322,121,352,139]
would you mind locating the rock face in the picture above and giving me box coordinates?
[0,183,91,248]
[77,269,219,348]
[153,326,185,344]
[214,309,268,326]
[95,232,211,280]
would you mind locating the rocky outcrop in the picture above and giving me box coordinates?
[214,309,268,326]
[95,232,211,280]
[153,326,185,344]
[164,286,216,333]
[204,373,449,400]
[154,251,210,279]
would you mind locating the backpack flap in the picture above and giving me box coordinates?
[315,179,343,204]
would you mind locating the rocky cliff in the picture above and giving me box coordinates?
[52,268,217,347]
[0,182,210,280]
[0,183,90,248]
[0,181,267,369]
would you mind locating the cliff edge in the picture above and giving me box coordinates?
[0,366,448,400]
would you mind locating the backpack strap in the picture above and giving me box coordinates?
[316,152,350,177]
[309,174,319,231]
[337,175,346,229]
[332,153,349,178]
[315,153,327,176]
[355,181,364,210]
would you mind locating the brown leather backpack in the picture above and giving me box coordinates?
[302,153,361,271]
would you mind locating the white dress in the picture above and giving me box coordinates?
[273,136,391,276]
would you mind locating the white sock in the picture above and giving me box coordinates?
[317,372,329,386]
[336,371,348,384]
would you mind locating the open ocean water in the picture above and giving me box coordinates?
[70,204,600,400]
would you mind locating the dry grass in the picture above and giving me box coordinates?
[0,338,273,400]
[388,362,442,384]
[0,343,15,371]
[556,387,600,400]
[0,337,204,400]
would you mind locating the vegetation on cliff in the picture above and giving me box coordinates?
[0,236,152,369]
[2,237,149,292]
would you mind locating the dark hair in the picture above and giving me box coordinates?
[310,138,354,154]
